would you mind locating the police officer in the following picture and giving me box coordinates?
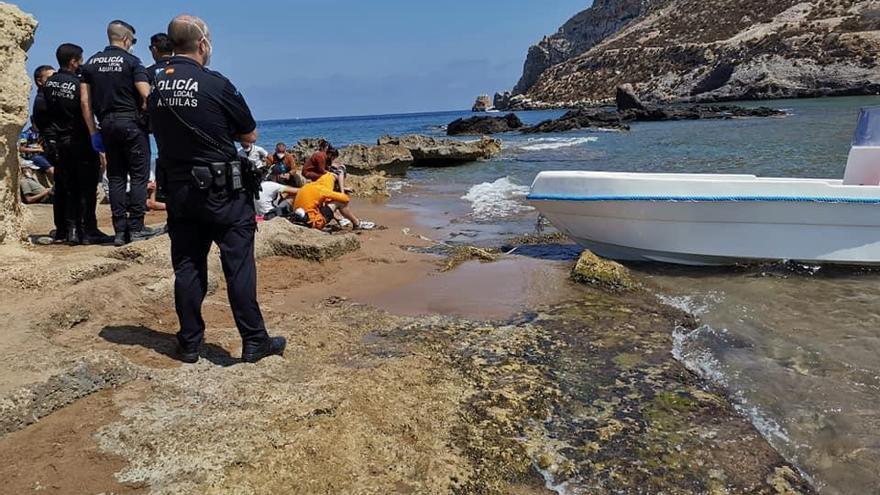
[81,20,161,246]
[148,15,286,364]
[146,33,174,84]
[42,43,112,245]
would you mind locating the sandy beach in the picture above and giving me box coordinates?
[0,200,814,494]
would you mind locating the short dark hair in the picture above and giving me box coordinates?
[150,33,173,55]
[327,146,339,159]
[275,142,286,149]
[55,43,83,68]
[168,15,208,54]
[109,19,136,34]
[33,65,54,82]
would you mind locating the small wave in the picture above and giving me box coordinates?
[672,324,792,446]
[461,177,534,221]
[386,179,407,194]
[656,292,722,316]
[518,136,598,151]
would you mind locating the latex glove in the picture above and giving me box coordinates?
[91,132,105,153]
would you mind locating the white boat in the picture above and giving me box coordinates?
[527,107,880,266]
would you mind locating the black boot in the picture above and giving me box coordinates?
[241,336,287,363]
[129,225,164,243]
[175,344,201,364]
[66,229,82,245]
[82,229,114,245]
[113,232,128,247]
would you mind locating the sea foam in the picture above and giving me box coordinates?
[519,136,598,151]
[461,177,534,221]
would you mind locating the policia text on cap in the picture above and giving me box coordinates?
[147,15,286,364]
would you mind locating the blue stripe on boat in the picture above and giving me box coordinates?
[526,194,880,204]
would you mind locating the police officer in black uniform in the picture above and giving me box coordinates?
[81,20,160,246]
[42,43,111,245]
[146,33,174,84]
[148,14,286,364]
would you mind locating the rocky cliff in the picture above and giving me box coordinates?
[0,4,36,244]
[511,0,880,106]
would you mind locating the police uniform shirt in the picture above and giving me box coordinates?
[31,87,51,132]
[148,56,257,180]
[81,45,149,120]
[146,56,171,85]
[43,69,92,150]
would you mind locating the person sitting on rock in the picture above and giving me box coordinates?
[19,126,54,182]
[255,180,299,221]
[266,142,305,187]
[292,173,373,230]
[19,162,54,204]
[238,139,269,170]
[302,139,331,182]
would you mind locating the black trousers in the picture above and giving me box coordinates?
[101,115,149,235]
[59,145,99,234]
[165,180,268,350]
[44,139,67,237]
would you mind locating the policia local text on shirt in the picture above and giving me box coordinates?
[148,15,286,364]
[81,20,161,247]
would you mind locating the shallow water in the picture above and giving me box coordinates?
[257,95,880,493]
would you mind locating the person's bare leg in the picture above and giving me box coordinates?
[336,202,360,227]
[335,172,346,193]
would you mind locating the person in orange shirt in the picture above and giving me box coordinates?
[292,173,374,230]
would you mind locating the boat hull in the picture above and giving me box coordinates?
[528,172,880,266]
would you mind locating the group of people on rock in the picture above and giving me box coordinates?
[247,139,373,230]
[20,21,373,247]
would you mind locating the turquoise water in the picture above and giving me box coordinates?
[257,96,880,494]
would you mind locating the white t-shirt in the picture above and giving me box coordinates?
[255,181,286,215]
[238,145,268,169]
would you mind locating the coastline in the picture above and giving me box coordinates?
[0,201,814,493]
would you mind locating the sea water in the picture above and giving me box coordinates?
[257,95,880,494]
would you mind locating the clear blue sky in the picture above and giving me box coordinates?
[15,0,585,120]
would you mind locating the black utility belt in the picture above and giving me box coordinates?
[191,161,244,192]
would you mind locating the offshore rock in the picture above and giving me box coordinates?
[570,250,636,292]
[524,104,784,133]
[379,134,501,165]
[446,113,524,136]
[493,91,512,111]
[517,1,880,104]
[472,94,493,112]
[0,5,37,243]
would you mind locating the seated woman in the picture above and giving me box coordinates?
[303,143,346,192]
[255,180,299,221]
[292,173,373,230]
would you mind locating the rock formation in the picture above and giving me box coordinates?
[570,250,636,292]
[524,104,785,134]
[0,5,37,244]
[338,143,414,176]
[511,0,880,106]
[471,94,493,112]
[616,83,646,111]
[378,135,501,165]
[446,114,524,136]
[513,0,654,96]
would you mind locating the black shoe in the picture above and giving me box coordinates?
[114,232,128,247]
[241,336,287,363]
[66,229,82,245]
[52,229,68,243]
[175,345,200,364]
[82,230,114,245]
[129,225,164,243]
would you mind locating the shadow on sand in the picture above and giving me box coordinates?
[99,325,238,367]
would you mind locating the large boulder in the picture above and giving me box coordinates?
[289,138,326,166]
[338,143,413,176]
[493,91,512,111]
[255,219,360,262]
[616,83,646,111]
[346,173,389,198]
[570,250,636,292]
[0,5,37,244]
[447,114,524,136]
[471,94,492,112]
[378,135,501,166]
